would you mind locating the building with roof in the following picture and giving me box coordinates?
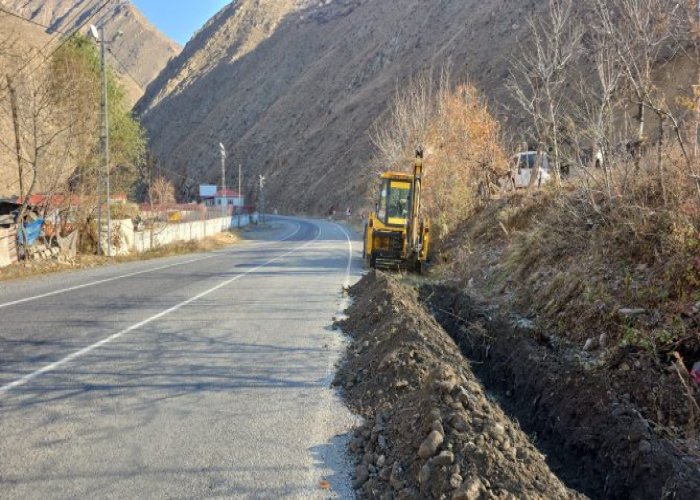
[202,189,244,208]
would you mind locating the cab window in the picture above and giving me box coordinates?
[377,181,388,221]
[386,180,411,225]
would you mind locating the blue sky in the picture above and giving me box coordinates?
[132,0,231,45]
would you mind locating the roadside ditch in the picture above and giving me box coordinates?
[336,271,700,499]
[335,271,584,499]
[423,284,700,499]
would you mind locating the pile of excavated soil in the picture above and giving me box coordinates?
[335,271,584,499]
[424,285,700,500]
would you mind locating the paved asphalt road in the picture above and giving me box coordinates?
[0,217,362,499]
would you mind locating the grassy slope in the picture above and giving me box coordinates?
[433,185,700,437]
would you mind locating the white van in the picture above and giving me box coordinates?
[510,151,552,188]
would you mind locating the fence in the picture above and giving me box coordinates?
[0,226,18,268]
[139,204,256,223]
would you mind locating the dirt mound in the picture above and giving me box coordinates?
[336,271,584,499]
[425,285,700,500]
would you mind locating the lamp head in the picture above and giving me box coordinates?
[89,24,100,42]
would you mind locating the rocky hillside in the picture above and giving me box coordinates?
[136,0,546,212]
[0,0,180,102]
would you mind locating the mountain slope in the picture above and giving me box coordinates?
[137,0,546,212]
[0,0,180,101]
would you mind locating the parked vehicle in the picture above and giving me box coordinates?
[510,151,551,188]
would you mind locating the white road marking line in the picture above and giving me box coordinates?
[0,225,320,396]
[333,223,354,289]
[0,221,302,310]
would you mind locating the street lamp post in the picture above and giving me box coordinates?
[91,25,122,257]
[259,175,266,225]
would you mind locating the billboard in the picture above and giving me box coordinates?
[199,185,217,197]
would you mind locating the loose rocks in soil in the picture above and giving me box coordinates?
[335,271,585,500]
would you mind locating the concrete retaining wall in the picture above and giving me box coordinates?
[106,214,256,255]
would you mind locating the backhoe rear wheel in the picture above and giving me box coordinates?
[362,224,368,260]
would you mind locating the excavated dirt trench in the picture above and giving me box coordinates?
[336,272,586,499]
[421,284,700,500]
[336,271,700,500]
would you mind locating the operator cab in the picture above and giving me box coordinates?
[377,173,413,227]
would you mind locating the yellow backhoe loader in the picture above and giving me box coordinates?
[363,148,430,272]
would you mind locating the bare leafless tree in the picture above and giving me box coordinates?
[148,176,176,206]
[509,0,583,185]
[0,32,99,247]
[371,70,439,172]
[596,0,688,204]
[5,70,75,236]
[678,0,700,200]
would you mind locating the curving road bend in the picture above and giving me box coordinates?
[0,217,362,499]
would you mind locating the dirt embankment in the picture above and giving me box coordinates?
[336,271,584,499]
[423,285,700,500]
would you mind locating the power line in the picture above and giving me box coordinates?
[107,47,142,88]
[0,0,116,184]
[0,7,66,33]
[0,1,111,146]
[0,0,113,91]
[1,3,145,94]
[28,0,113,74]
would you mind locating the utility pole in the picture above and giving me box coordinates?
[92,25,122,256]
[238,163,242,212]
[100,25,111,257]
[219,143,227,217]
[259,175,266,224]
